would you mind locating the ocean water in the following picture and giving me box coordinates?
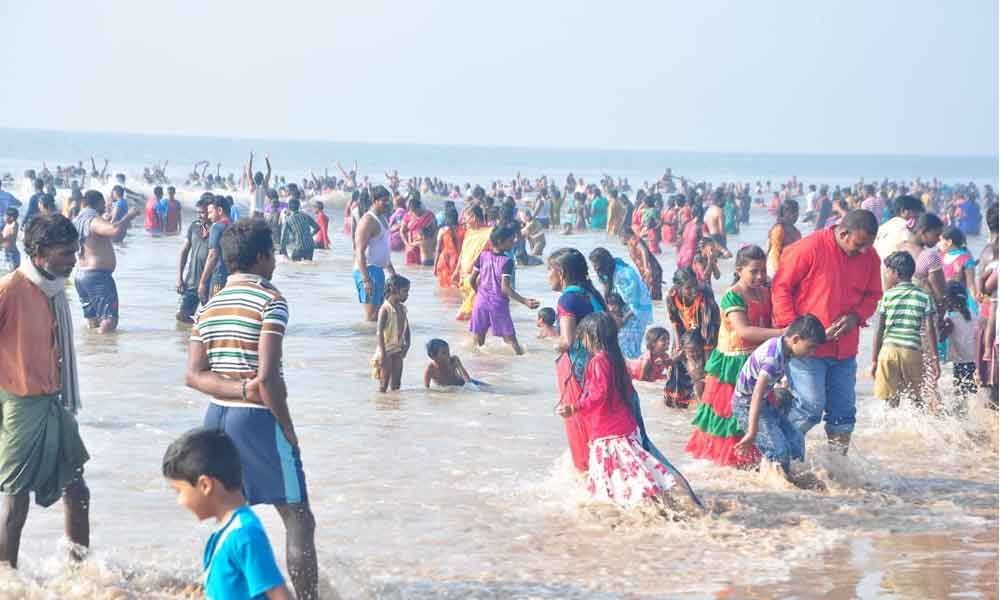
[0,130,996,599]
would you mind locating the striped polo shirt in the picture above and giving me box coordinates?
[191,273,288,381]
[877,281,935,351]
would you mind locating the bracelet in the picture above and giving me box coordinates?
[241,380,248,402]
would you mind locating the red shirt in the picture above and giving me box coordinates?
[144,198,160,232]
[771,229,882,359]
[576,352,638,439]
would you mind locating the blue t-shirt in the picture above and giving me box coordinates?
[208,222,230,282]
[203,506,284,600]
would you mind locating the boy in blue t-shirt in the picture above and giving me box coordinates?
[163,428,291,600]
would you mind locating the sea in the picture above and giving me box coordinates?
[0,127,996,599]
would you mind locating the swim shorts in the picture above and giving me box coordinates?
[204,402,308,506]
[353,265,386,306]
[74,269,119,322]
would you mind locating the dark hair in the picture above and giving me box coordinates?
[941,226,966,249]
[672,266,698,288]
[221,218,273,273]
[385,274,410,296]
[537,307,556,326]
[893,194,924,216]
[606,292,625,309]
[371,185,391,203]
[786,314,827,344]
[83,189,104,209]
[33,178,44,191]
[840,209,879,235]
[945,280,971,321]
[426,338,449,357]
[883,251,915,280]
[5,207,18,219]
[588,247,616,298]
[778,199,799,222]
[314,200,324,211]
[680,328,704,351]
[112,185,124,198]
[40,193,56,212]
[575,312,631,403]
[288,198,301,212]
[23,213,79,258]
[153,185,164,197]
[732,244,766,284]
[986,203,999,235]
[489,224,517,247]
[547,248,607,310]
[444,207,459,228]
[162,427,242,491]
[916,213,943,234]
[644,326,669,352]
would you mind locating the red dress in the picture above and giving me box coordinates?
[660,208,677,244]
[314,211,331,249]
[434,225,461,288]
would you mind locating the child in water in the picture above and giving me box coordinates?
[605,292,640,358]
[469,224,540,354]
[423,338,475,388]
[667,267,720,362]
[941,280,978,413]
[663,330,703,408]
[373,275,411,392]
[1,208,19,274]
[628,327,673,382]
[536,307,559,339]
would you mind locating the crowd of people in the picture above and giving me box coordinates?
[0,158,996,598]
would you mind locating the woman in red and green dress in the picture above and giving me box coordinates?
[684,245,784,467]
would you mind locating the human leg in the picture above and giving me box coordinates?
[275,502,318,600]
[0,493,29,568]
[63,477,90,560]
[502,334,524,355]
[787,357,828,434]
[389,353,403,391]
[824,357,858,453]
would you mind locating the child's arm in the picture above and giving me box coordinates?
[733,375,771,455]
[469,266,480,291]
[423,363,434,388]
[870,312,885,379]
[265,584,293,600]
[638,356,654,381]
[402,316,411,356]
[501,269,539,309]
[453,357,472,382]
[376,305,388,356]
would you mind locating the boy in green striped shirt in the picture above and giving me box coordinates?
[871,251,940,408]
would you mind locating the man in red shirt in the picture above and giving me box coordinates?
[772,210,882,452]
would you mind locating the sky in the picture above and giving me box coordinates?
[1,0,996,156]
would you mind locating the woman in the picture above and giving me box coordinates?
[676,204,704,270]
[588,247,653,359]
[455,206,492,320]
[387,194,407,252]
[401,195,437,266]
[766,199,801,278]
[433,205,462,289]
[940,227,978,298]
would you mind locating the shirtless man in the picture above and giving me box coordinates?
[72,190,140,333]
[703,191,732,257]
[353,185,396,322]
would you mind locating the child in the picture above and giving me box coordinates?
[469,225,540,355]
[686,245,785,466]
[556,312,679,510]
[664,330,703,409]
[640,195,661,255]
[941,281,978,412]
[313,200,331,249]
[423,338,475,387]
[732,314,827,478]
[871,251,940,408]
[162,428,291,600]
[1,208,19,275]
[373,275,411,392]
[667,267,720,359]
[692,238,721,290]
[536,307,559,339]
[628,327,671,382]
[605,292,640,358]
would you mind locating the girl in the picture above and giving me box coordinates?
[940,227,978,300]
[401,195,437,266]
[692,238,721,290]
[434,206,462,289]
[373,275,411,393]
[387,193,407,251]
[469,225,540,355]
[664,330,703,409]
[666,267,720,357]
[628,327,671,382]
[0,208,19,275]
[621,228,663,301]
[660,196,678,245]
[455,206,492,320]
[912,214,946,307]
[685,246,785,466]
[556,313,692,511]
[589,247,653,359]
[313,201,331,249]
[640,196,661,255]
[766,199,801,278]
[942,281,978,412]
[676,204,703,270]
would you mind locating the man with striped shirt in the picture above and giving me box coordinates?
[279,197,319,261]
[185,218,318,599]
[871,251,939,407]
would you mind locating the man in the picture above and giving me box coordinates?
[144,186,164,234]
[0,214,91,567]
[197,195,231,304]
[176,196,212,323]
[353,185,396,322]
[280,197,319,261]
[72,190,140,333]
[106,185,132,243]
[704,190,729,252]
[163,186,182,235]
[21,178,44,227]
[186,218,317,599]
[860,184,883,222]
[873,194,926,288]
[772,210,882,453]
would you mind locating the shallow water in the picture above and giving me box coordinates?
[2,207,996,599]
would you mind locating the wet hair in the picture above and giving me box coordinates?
[575,312,631,403]
[588,247,616,298]
[537,307,556,326]
[839,209,879,235]
[385,274,411,298]
[884,251,915,280]
[941,226,966,249]
[786,314,827,344]
[672,266,699,288]
[778,199,799,222]
[288,198,301,212]
[443,207,459,228]
[23,213,79,258]
[254,171,264,185]
[489,224,517,247]
[221,218,273,273]
[407,196,422,211]
[162,427,242,492]
[644,326,669,352]
[426,338,449,358]
[371,185,391,203]
[606,292,625,310]
[5,207,18,219]
[916,213,943,234]
[945,280,971,321]
[732,244,767,284]
[681,329,704,349]
[547,248,607,310]
[83,189,105,209]
[893,194,924,216]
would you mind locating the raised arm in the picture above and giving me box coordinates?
[264,155,272,187]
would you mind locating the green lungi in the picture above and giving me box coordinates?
[0,390,89,507]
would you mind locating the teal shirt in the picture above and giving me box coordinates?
[590,196,608,230]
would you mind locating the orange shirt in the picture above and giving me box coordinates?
[0,271,62,396]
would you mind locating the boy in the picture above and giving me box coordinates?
[733,314,827,478]
[1,207,19,273]
[423,338,474,388]
[871,251,939,408]
[165,186,182,235]
[536,307,559,339]
[163,428,291,600]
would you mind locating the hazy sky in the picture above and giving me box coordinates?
[2,0,996,156]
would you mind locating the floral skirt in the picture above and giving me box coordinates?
[587,428,676,509]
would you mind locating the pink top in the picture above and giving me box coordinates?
[677,219,700,269]
[576,352,638,439]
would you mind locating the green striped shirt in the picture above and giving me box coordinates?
[877,281,935,351]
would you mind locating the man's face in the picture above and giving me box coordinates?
[373,197,389,216]
[207,205,223,223]
[36,241,79,278]
[836,229,875,256]
[197,207,209,223]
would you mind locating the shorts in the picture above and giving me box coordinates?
[469,300,515,338]
[74,269,119,322]
[873,344,924,404]
[177,287,200,320]
[204,403,308,506]
[353,265,386,306]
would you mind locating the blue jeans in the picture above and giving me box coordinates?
[733,397,805,471]
[787,357,857,436]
